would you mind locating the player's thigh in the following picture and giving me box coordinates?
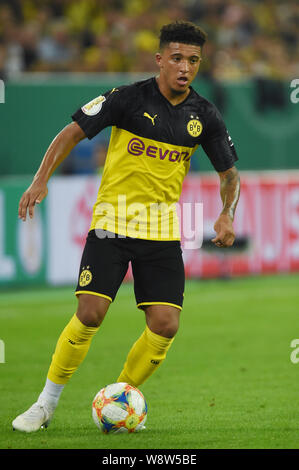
[75,230,129,325]
[132,240,185,333]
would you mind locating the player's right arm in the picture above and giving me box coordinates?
[18,121,86,221]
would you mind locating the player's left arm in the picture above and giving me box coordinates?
[212,165,240,248]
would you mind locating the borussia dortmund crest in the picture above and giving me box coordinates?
[187,116,203,137]
[79,267,92,287]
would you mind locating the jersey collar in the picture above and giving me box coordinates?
[152,77,194,109]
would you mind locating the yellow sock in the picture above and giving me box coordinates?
[47,313,99,385]
[117,325,175,387]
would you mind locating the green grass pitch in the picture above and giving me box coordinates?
[0,274,299,449]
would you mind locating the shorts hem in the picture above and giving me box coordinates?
[136,301,182,310]
[75,290,113,302]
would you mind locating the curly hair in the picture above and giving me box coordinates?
[159,21,207,49]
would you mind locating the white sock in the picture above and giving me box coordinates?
[38,378,64,409]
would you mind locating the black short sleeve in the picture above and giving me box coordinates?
[201,104,239,172]
[71,87,128,140]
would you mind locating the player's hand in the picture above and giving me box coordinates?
[211,214,235,248]
[18,178,48,221]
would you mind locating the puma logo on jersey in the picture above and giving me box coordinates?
[144,112,158,126]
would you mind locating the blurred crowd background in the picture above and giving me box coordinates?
[0,0,298,176]
[0,0,298,80]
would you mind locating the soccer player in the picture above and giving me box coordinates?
[13,21,240,432]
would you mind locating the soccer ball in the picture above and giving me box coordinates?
[92,382,147,433]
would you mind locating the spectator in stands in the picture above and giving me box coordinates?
[0,0,297,78]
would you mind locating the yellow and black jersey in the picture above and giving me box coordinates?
[72,77,238,240]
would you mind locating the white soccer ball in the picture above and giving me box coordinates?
[92,382,147,433]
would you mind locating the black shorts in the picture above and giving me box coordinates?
[75,230,185,310]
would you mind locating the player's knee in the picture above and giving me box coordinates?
[145,305,180,338]
[76,294,110,327]
[163,317,180,338]
[155,322,179,338]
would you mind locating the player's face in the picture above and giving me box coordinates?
[155,42,202,96]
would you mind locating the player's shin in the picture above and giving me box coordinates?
[117,325,175,387]
[43,313,99,405]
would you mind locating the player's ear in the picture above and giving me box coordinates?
[155,52,163,68]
